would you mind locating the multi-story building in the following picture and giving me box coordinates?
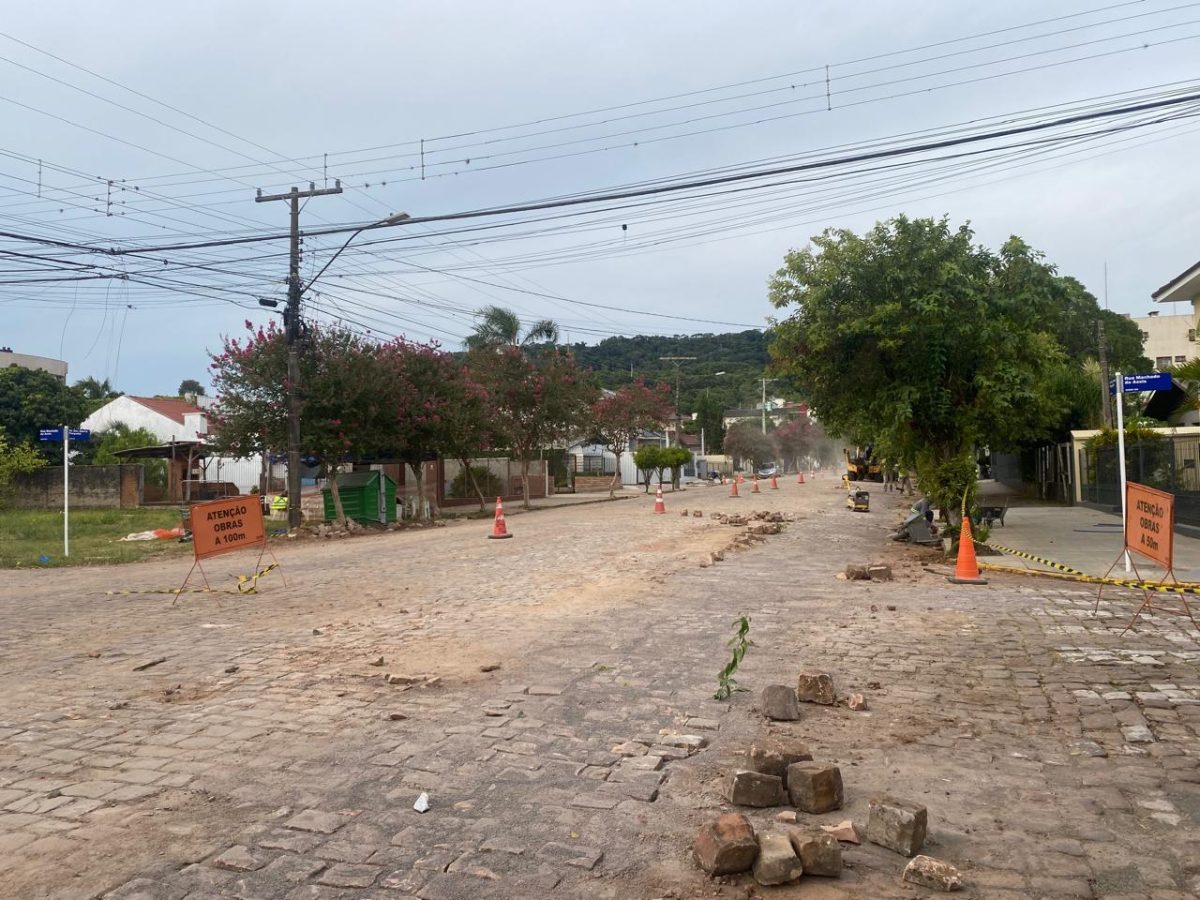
[1131,311,1194,370]
[1150,258,1200,368]
[0,347,68,381]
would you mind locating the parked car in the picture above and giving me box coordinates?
[756,463,779,478]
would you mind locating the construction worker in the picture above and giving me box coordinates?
[882,461,895,492]
[898,467,913,497]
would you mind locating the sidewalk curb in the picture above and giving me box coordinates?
[504,494,634,516]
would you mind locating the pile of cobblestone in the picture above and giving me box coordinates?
[692,670,964,891]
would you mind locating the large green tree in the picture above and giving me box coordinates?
[769,216,1072,510]
[0,367,89,461]
[691,390,726,454]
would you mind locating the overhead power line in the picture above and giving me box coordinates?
[7,87,1186,258]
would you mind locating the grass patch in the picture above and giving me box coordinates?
[0,507,192,568]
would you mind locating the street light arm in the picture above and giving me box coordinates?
[301,212,409,295]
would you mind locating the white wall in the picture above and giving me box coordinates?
[571,442,641,486]
[81,397,192,442]
[204,456,267,494]
[1133,312,1195,368]
[81,397,265,494]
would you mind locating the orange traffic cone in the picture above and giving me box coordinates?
[751,476,760,494]
[653,484,666,514]
[488,496,513,539]
[729,479,740,498]
[797,471,805,484]
[770,475,778,490]
[947,516,987,585]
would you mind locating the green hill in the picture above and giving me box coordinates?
[564,329,792,416]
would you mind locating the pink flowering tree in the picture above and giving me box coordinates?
[469,345,597,509]
[376,339,477,521]
[436,365,496,512]
[591,380,673,497]
[209,321,391,525]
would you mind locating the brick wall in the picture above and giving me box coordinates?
[9,464,144,509]
[574,475,619,494]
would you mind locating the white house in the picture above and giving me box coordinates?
[81,395,268,493]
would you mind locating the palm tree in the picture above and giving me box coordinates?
[465,305,558,351]
[74,376,119,402]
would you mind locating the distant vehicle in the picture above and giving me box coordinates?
[756,463,779,478]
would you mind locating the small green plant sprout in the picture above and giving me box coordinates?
[714,614,753,701]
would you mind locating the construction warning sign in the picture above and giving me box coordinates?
[1126,482,1174,569]
[190,496,266,561]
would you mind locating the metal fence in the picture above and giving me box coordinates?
[1078,435,1200,526]
[440,457,549,504]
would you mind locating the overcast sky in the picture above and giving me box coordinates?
[2,1,1198,395]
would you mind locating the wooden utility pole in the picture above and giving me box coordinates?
[255,182,343,530]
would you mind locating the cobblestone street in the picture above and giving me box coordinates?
[2,483,1199,899]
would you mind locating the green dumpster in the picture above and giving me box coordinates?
[322,470,396,524]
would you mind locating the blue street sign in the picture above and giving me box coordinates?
[1109,372,1172,395]
[37,428,91,442]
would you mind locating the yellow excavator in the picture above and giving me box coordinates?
[844,445,883,482]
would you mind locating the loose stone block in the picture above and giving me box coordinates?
[753,831,803,886]
[844,564,870,580]
[788,826,843,877]
[659,734,708,750]
[761,684,800,721]
[786,762,843,814]
[903,855,962,891]
[725,770,786,807]
[867,564,893,581]
[693,813,758,876]
[866,796,928,856]
[796,672,837,705]
[748,739,813,782]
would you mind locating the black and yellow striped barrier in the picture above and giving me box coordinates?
[975,539,1200,595]
[975,540,1089,577]
[105,563,279,598]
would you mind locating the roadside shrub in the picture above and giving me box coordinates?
[449,464,503,499]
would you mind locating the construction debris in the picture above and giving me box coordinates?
[903,855,962,891]
[866,796,928,857]
[694,814,758,876]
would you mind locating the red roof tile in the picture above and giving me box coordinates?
[130,396,204,425]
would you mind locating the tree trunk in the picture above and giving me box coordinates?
[409,461,428,522]
[521,457,532,510]
[460,456,487,511]
[609,450,622,498]
[328,465,346,525]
